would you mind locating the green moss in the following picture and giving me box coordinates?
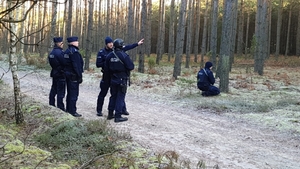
[5,140,24,153]
[24,145,51,157]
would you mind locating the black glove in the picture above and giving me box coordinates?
[78,77,83,84]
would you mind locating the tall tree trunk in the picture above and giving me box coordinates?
[193,0,201,63]
[28,8,35,53]
[156,0,165,65]
[284,6,292,57]
[173,0,187,79]
[39,0,48,58]
[237,0,244,56]
[82,0,87,45]
[62,0,68,40]
[168,0,176,61]
[106,0,110,35]
[134,0,141,58]
[185,0,193,68]
[275,0,282,60]
[138,0,147,73]
[201,0,209,66]
[84,0,94,70]
[229,0,238,71]
[297,11,300,56]
[254,0,268,75]
[49,0,58,53]
[18,3,25,64]
[146,0,152,57]
[116,0,121,37]
[66,0,73,37]
[210,0,218,69]
[267,0,272,58]
[8,1,24,124]
[218,0,236,92]
[244,11,250,57]
[127,0,135,60]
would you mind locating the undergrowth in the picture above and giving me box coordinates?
[34,119,124,164]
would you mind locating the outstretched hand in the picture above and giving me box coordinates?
[138,38,144,46]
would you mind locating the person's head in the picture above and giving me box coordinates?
[67,36,79,47]
[113,38,124,51]
[205,61,213,69]
[105,36,113,49]
[53,37,63,48]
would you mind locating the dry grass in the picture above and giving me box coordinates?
[127,54,300,135]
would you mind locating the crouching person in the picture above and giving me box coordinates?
[197,62,220,97]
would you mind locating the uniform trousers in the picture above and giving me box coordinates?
[66,76,79,115]
[49,78,66,111]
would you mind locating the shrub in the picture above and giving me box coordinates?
[34,119,127,163]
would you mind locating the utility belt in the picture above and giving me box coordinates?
[51,70,65,79]
[65,71,78,81]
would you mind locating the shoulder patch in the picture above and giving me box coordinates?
[64,54,69,58]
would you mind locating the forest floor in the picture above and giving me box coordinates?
[0,55,300,169]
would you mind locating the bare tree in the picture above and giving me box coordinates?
[297,10,300,56]
[156,0,165,65]
[39,0,48,58]
[236,0,244,56]
[218,0,236,92]
[275,0,282,60]
[193,0,201,63]
[185,0,193,68]
[127,0,135,60]
[201,0,209,66]
[254,0,269,75]
[173,0,187,79]
[168,0,176,61]
[146,0,152,57]
[138,0,147,73]
[229,0,238,70]
[49,0,58,53]
[84,0,94,70]
[210,0,219,69]
[267,0,271,58]
[81,0,87,46]
[7,1,25,124]
[66,0,73,37]
[284,5,292,57]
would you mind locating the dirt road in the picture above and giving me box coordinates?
[1,61,299,169]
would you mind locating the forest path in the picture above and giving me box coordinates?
[0,61,299,169]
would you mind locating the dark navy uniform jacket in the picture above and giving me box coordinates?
[105,49,134,85]
[96,43,138,69]
[48,45,65,79]
[64,45,84,80]
[96,43,138,81]
[197,68,215,90]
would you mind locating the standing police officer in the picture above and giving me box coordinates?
[64,36,83,117]
[105,38,134,122]
[48,37,66,111]
[96,36,144,119]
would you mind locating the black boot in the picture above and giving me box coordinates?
[114,116,128,123]
[97,111,103,116]
[107,110,114,120]
[122,110,129,115]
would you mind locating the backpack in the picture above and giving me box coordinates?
[197,69,210,91]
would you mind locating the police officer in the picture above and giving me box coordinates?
[96,36,144,119]
[48,37,66,111]
[64,36,83,117]
[197,61,220,96]
[105,38,134,122]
